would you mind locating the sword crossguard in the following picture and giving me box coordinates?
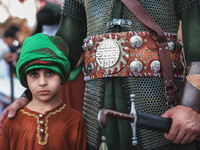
[130,94,138,146]
[130,94,137,117]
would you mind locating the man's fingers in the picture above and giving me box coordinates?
[181,133,195,144]
[173,130,186,144]
[164,126,179,142]
[7,111,16,118]
[0,107,9,122]
[7,107,18,118]
[7,102,22,118]
[0,97,29,136]
[180,129,198,144]
[0,124,2,135]
[161,109,171,118]
[0,107,10,135]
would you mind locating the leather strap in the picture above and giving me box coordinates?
[179,62,200,112]
[121,0,177,103]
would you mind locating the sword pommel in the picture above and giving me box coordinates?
[98,109,135,128]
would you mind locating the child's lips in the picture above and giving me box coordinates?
[39,90,49,95]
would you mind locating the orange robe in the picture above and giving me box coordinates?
[0,103,86,150]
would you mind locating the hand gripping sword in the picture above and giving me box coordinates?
[98,94,172,146]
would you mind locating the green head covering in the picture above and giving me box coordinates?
[16,33,70,88]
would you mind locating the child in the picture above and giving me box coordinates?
[0,33,86,150]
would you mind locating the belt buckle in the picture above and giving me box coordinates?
[96,39,120,68]
[164,85,177,104]
[107,19,132,28]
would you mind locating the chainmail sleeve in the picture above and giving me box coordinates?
[175,0,200,14]
[61,0,86,24]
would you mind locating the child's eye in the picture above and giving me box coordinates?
[47,71,54,76]
[29,72,38,77]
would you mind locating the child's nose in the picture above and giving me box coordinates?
[38,76,47,86]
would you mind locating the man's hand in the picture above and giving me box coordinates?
[0,97,29,135]
[162,105,200,144]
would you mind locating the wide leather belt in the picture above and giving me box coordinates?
[82,31,185,81]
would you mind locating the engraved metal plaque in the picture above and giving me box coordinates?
[96,39,120,68]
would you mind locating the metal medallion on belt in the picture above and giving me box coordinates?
[96,39,120,68]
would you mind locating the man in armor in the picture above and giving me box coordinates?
[55,0,200,149]
[1,0,200,150]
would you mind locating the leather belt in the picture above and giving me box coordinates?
[83,31,185,81]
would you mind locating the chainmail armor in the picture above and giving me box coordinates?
[84,0,180,36]
[84,0,114,36]
[122,0,179,33]
[61,0,86,23]
[83,79,105,149]
[175,0,200,14]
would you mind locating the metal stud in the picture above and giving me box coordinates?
[168,41,176,51]
[87,39,93,51]
[40,128,44,134]
[130,61,143,73]
[172,61,177,71]
[150,60,161,73]
[130,35,143,48]
[88,63,94,75]
[128,21,132,26]
[82,64,87,75]
[38,113,44,119]
[82,42,87,52]
[193,64,197,67]
[39,120,44,126]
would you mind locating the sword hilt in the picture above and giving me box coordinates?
[98,109,135,128]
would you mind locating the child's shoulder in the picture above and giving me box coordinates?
[65,104,82,116]
[63,104,84,120]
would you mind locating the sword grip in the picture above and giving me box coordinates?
[137,111,172,133]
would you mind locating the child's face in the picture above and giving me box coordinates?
[26,68,62,103]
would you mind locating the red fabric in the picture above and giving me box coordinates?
[59,72,85,113]
[0,103,86,150]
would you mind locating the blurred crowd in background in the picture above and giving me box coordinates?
[0,0,64,114]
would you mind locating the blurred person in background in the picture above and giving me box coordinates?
[0,25,21,114]
[32,2,61,36]
[0,26,19,77]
